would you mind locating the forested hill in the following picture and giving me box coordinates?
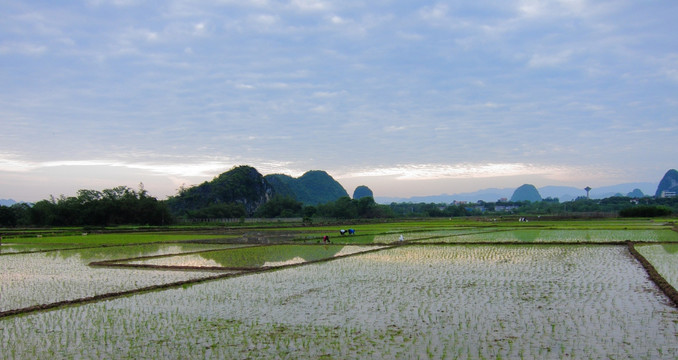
[655,169,678,197]
[265,170,349,205]
[166,165,274,217]
[165,166,349,218]
[510,184,542,202]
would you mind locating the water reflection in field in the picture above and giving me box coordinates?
[0,243,237,312]
[2,245,676,359]
[637,243,678,289]
[122,245,386,269]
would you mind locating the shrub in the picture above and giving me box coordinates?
[619,205,672,218]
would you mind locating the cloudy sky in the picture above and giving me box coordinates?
[1,0,677,202]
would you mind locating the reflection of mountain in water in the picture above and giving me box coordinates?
[199,245,345,268]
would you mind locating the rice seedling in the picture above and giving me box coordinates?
[1,245,676,359]
[418,229,678,244]
[0,244,233,313]
[636,244,678,289]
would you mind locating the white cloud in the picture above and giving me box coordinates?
[329,15,345,25]
[396,31,424,41]
[312,91,343,98]
[0,42,47,55]
[519,0,589,18]
[250,14,278,27]
[518,0,546,18]
[193,22,207,35]
[384,126,407,133]
[528,50,573,68]
[3,158,235,178]
[235,83,255,89]
[87,0,143,7]
[657,54,678,82]
[334,163,596,183]
[116,27,161,47]
[310,105,330,113]
[419,3,448,21]
[1,0,675,200]
[289,0,330,12]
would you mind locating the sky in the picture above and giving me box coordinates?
[1,0,677,202]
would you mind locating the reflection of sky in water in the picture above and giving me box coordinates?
[12,245,671,359]
[263,256,306,267]
[128,255,223,267]
[334,245,386,257]
[43,244,238,262]
[0,243,83,254]
[123,245,386,269]
[637,244,678,289]
[0,250,225,312]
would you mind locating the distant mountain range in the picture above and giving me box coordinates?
[375,182,658,204]
[0,199,17,206]
[3,166,672,209]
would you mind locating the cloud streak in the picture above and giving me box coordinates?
[0,0,676,201]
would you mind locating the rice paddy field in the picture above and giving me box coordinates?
[1,218,677,359]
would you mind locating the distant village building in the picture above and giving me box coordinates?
[453,200,467,205]
[660,191,677,198]
[497,198,508,202]
[495,204,519,212]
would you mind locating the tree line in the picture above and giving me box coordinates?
[1,188,676,228]
[0,185,171,227]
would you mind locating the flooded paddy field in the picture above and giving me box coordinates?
[0,243,86,254]
[637,243,678,289]
[1,242,677,359]
[113,244,387,269]
[0,243,238,313]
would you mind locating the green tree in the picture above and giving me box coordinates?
[0,205,17,227]
[254,196,303,218]
[619,205,672,217]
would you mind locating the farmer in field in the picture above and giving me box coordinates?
[399,234,404,242]
[340,229,346,235]
[348,228,355,235]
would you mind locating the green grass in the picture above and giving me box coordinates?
[116,244,383,269]
[284,217,677,233]
[4,217,675,246]
[8,233,238,246]
[416,229,678,244]
[284,218,678,244]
